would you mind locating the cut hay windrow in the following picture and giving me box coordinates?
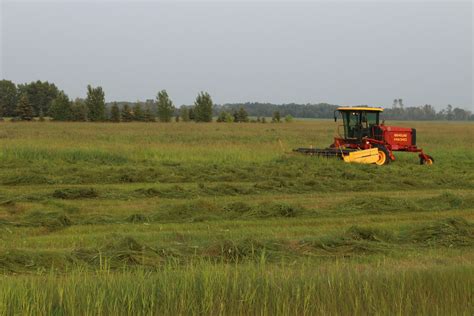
[1,218,471,273]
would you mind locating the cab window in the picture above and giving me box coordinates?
[365,112,378,127]
[343,111,360,138]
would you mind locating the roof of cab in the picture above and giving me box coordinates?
[336,106,383,112]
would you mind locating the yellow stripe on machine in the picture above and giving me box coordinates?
[337,107,383,112]
[342,148,380,164]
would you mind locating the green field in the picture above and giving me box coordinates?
[0,120,473,315]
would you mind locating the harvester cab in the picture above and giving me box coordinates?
[294,106,434,165]
[335,107,382,140]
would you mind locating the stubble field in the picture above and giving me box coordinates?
[0,120,472,315]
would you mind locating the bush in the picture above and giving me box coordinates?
[216,111,233,122]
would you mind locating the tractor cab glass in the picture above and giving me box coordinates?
[340,110,379,139]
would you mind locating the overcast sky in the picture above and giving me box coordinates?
[1,1,472,109]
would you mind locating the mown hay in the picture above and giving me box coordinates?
[344,226,395,242]
[338,196,419,213]
[223,201,252,214]
[245,202,302,218]
[126,213,150,223]
[199,183,252,196]
[205,238,279,262]
[402,217,473,247]
[338,192,468,214]
[22,211,72,230]
[154,200,220,222]
[2,174,53,185]
[418,192,464,211]
[301,226,394,255]
[134,188,161,197]
[73,236,161,267]
[0,249,74,273]
[52,188,98,199]
[134,185,189,199]
[79,214,117,225]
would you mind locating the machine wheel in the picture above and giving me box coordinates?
[420,155,434,165]
[375,146,390,165]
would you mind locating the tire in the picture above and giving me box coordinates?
[420,155,434,165]
[374,146,390,165]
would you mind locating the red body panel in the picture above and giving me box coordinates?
[378,126,412,150]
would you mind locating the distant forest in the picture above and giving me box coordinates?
[0,80,472,121]
[218,102,473,121]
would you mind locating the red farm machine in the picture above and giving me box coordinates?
[294,106,434,165]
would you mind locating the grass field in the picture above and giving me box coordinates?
[0,120,473,315]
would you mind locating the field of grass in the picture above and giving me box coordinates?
[0,120,473,315]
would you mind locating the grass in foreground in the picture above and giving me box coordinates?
[1,262,472,315]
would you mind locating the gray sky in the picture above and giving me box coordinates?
[1,1,472,109]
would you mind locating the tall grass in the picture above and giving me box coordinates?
[0,262,471,315]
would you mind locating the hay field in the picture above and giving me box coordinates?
[0,120,473,315]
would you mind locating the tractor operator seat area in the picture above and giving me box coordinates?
[337,108,381,140]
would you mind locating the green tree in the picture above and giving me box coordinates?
[0,80,18,117]
[133,102,144,121]
[85,85,106,121]
[284,114,293,123]
[194,92,213,122]
[110,103,121,122]
[121,104,133,122]
[70,99,88,121]
[156,90,174,122]
[49,91,72,121]
[232,110,239,122]
[145,99,156,116]
[179,106,190,122]
[272,111,281,123]
[217,111,233,122]
[217,111,226,122]
[237,107,249,122]
[15,95,34,121]
[143,105,155,122]
[453,107,469,121]
[38,109,45,121]
[188,107,195,121]
[17,81,59,116]
[446,104,453,121]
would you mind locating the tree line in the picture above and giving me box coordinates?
[0,79,472,122]
[220,102,473,121]
[0,80,214,122]
[0,79,290,123]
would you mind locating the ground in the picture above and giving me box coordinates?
[0,120,472,315]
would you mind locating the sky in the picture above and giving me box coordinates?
[0,1,472,109]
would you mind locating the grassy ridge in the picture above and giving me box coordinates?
[0,120,473,314]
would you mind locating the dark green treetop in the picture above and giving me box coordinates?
[49,91,72,121]
[194,92,213,122]
[85,85,106,121]
[110,102,121,122]
[15,94,34,121]
[156,90,174,122]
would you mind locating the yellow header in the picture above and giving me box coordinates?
[337,107,383,112]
